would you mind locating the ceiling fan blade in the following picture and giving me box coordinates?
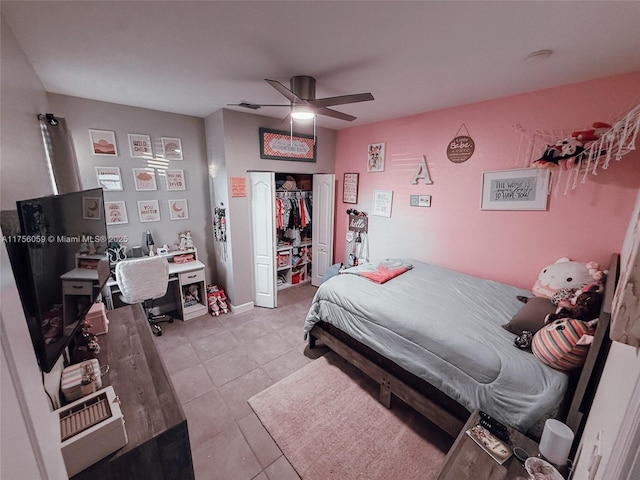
[311,92,374,107]
[316,106,357,122]
[227,102,292,110]
[265,78,304,103]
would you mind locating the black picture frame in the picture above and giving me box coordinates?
[259,127,316,162]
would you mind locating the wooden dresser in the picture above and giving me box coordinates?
[71,304,194,480]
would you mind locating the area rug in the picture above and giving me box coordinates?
[248,351,454,480]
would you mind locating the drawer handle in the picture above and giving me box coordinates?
[187,274,197,279]
[72,285,83,289]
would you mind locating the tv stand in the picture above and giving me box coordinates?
[71,304,194,479]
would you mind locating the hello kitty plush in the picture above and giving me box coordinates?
[532,258,604,299]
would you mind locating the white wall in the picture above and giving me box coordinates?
[0,15,68,479]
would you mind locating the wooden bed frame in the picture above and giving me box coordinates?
[308,253,620,440]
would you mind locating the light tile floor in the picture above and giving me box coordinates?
[152,283,324,480]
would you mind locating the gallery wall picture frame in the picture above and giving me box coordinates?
[481,168,551,211]
[82,196,103,220]
[367,142,385,172]
[95,166,123,191]
[168,199,189,220]
[137,200,161,223]
[104,201,128,225]
[128,133,153,158]
[259,127,316,162]
[372,189,393,217]
[89,129,118,156]
[165,169,186,191]
[343,173,359,204]
[161,137,183,160]
[133,168,157,191]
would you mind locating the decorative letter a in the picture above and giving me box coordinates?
[411,155,433,185]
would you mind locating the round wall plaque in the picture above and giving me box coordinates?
[447,135,475,163]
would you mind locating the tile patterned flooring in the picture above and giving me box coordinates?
[152,283,323,480]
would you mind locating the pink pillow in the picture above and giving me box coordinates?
[531,318,595,371]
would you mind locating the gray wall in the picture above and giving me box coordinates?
[0,15,69,479]
[47,94,213,284]
[205,108,336,309]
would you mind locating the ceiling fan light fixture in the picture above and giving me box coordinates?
[291,105,315,120]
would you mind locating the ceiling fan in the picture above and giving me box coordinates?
[230,75,374,122]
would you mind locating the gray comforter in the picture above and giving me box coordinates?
[303,260,568,431]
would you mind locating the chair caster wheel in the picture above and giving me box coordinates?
[168,318,174,323]
[151,324,162,336]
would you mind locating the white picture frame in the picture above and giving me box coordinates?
[165,169,186,190]
[168,199,189,220]
[89,129,118,156]
[372,189,393,217]
[161,137,183,160]
[95,166,123,191]
[481,168,550,211]
[367,142,385,172]
[137,200,160,223]
[104,201,128,225]
[128,133,153,158]
[132,168,157,191]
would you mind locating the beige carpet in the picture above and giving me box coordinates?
[248,351,454,480]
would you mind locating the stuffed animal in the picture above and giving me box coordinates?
[545,283,604,324]
[532,258,604,299]
[532,122,611,170]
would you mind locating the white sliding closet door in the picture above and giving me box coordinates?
[250,172,277,308]
[311,174,335,286]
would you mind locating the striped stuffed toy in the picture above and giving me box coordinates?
[531,318,596,371]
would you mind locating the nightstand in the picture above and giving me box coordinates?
[436,411,540,480]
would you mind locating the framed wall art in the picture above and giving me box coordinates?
[367,142,385,172]
[481,168,550,211]
[372,189,393,217]
[168,199,189,220]
[259,127,316,162]
[343,173,359,204]
[82,196,103,220]
[161,137,183,160]
[165,169,186,190]
[133,168,157,191]
[104,201,128,225]
[137,200,160,223]
[89,129,118,156]
[128,133,153,158]
[95,166,123,191]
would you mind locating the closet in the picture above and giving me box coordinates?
[250,172,335,308]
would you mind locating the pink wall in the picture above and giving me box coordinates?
[334,72,640,290]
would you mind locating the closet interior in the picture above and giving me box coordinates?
[275,173,313,290]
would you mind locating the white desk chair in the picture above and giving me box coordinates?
[115,256,173,336]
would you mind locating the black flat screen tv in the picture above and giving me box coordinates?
[10,188,110,373]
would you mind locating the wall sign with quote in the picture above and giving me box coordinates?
[481,168,550,211]
[343,173,359,204]
[447,124,475,163]
[372,190,393,217]
[128,133,153,158]
[95,166,123,191]
[259,127,316,162]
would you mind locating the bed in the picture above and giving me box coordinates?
[304,254,619,439]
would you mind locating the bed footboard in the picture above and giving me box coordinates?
[309,324,465,437]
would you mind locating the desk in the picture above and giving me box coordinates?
[67,250,209,321]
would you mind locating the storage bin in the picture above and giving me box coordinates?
[277,252,290,267]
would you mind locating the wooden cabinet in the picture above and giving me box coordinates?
[436,411,539,480]
[71,304,194,479]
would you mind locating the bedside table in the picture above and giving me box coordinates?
[436,411,540,480]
